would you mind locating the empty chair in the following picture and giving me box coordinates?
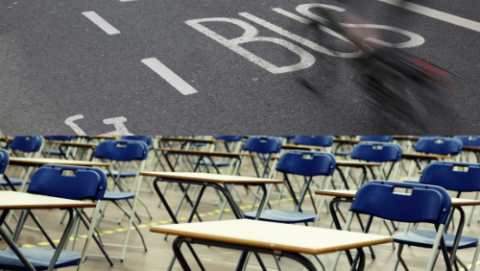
[242,136,283,178]
[2,136,44,191]
[43,136,75,158]
[0,164,107,270]
[360,135,393,142]
[405,137,463,183]
[92,139,150,261]
[331,180,453,271]
[244,151,336,224]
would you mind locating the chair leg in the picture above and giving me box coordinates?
[395,244,409,271]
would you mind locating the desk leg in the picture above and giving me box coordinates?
[173,236,318,271]
[0,210,36,271]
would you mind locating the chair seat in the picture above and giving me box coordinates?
[244,210,316,223]
[403,179,420,184]
[394,230,478,249]
[0,247,82,270]
[104,191,135,200]
[1,178,30,186]
[102,170,137,178]
[193,161,231,167]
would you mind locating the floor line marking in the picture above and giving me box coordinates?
[142,58,198,95]
[378,0,480,33]
[82,11,120,35]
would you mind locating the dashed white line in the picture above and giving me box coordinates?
[82,11,120,35]
[119,0,138,2]
[378,0,480,33]
[142,58,198,95]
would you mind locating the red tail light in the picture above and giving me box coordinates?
[412,57,450,78]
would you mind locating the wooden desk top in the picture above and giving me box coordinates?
[140,172,283,184]
[155,148,251,157]
[8,157,110,167]
[158,137,224,144]
[315,190,480,207]
[402,153,452,160]
[46,141,98,148]
[150,219,393,255]
[336,160,381,167]
[282,144,323,151]
[0,191,96,210]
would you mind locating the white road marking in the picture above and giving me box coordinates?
[102,117,133,135]
[142,58,198,95]
[65,115,134,135]
[65,115,87,135]
[82,11,120,35]
[186,17,315,74]
[119,0,138,2]
[378,0,480,33]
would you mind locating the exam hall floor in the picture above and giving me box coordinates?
[2,178,480,271]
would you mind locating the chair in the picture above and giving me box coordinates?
[331,180,453,271]
[453,136,480,163]
[360,135,393,142]
[244,150,336,224]
[350,142,403,185]
[405,137,463,183]
[2,136,44,192]
[242,136,283,178]
[92,139,150,261]
[414,161,480,270]
[0,164,108,270]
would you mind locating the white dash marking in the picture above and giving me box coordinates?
[119,0,138,2]
[142,58,198,95]
[378,0,480,33]
[82,11,120,35]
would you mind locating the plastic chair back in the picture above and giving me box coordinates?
[415,137,463,155]
[243,136,282,154]
[10,136,43,153]
[420,161,480,192]
[0,149,9,174]
[276,151,336,176]
[94,140,149,161]
[453,136,480,147]
[27,165,107,200]
[44,136,75,141]
[121,136,153,147]
[360,136,393,142]
[293,136,334,147]
[351,180,451,224]
[215,136,243,142]
[351,142,402,162]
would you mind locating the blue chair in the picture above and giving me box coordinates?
[2,136,44,190]
[405,137,463,183]
[293,136,334,147]
[348,142,402,188]
[360,135,393,142]
[92,139,149,261]
[0,164,108,270]
[453,136,480,163]
[415,137,463,156]
[242,136,283,178]
[244,151,336,224]
[335,180,453,271]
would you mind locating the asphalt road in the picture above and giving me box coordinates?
[1,0,479,135]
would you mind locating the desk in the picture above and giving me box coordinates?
[155,148,251,174]
[282,144,323,151]
[315,189,480,267]
[44,141,98,160]
[140,172,282,221]
[0,191,96,271]
[150,219,393,271]
[334,160,380,190]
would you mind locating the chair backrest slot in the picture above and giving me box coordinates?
[372,144,383,150]
[61,169,77,176]
[393,187,411,195]
[452,166,469,172]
